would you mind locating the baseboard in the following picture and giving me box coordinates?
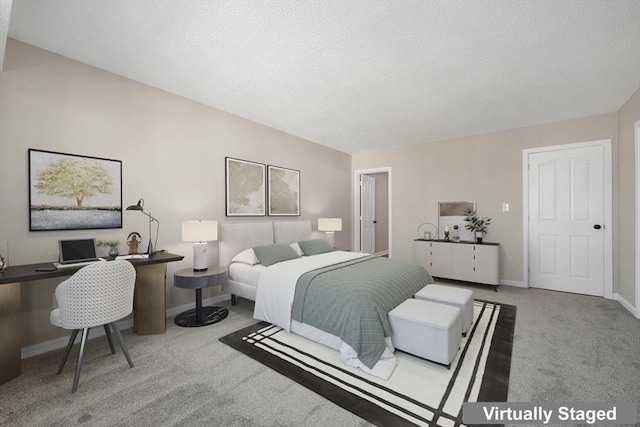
[613,293,640,319]
[499,279,527,288]
[21,294,232,360]
[375,250,389,257]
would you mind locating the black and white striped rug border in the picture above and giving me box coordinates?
[220,300,516,427]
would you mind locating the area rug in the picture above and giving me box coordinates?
[220,299,515,427]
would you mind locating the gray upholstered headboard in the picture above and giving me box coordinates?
[273,220,312,244]
[219,220,312,267]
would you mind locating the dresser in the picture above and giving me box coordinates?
[414,239,500,291]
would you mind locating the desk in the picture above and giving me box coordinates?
[0,252,183,385]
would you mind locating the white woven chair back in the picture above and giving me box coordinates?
[55,261,136,329]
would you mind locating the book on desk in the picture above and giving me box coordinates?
[115,254,149,260]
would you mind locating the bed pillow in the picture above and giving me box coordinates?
[253,243,301,267]
[298,239,335,256]
[231,248,260,265]
[290,242,304,257]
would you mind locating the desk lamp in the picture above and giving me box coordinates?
[126,199,159,254]
[182,220,218,271]
[318,218,342,248]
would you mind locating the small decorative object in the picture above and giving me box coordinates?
[97,240,120,259]
[443,226,450,241]
[452,225,460,242]
[127,232,142,254]
[416,223,438,241]
[463,209,492,244]
[0,241,7,272]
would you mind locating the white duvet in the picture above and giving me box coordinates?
[253,251,398,380]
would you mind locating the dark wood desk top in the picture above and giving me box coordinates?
[0,251,184,285]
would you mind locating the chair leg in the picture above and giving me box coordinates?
[72,328,90,393]
[110,322,134,368]
[104,324,116,354]
[57,329,79,375]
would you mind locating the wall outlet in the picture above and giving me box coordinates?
[502,203,509,212]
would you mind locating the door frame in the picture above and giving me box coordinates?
[635,120,640,317]
[522,139,613,299]
[354,167,392,257]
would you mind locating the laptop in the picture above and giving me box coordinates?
[57,239,100,265]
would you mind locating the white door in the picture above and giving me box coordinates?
[360,175,376,254]
[528,144,605,296]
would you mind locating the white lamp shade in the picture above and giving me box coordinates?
[318,218,342,232]
[182,220,218,242]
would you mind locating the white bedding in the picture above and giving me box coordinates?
[228,262,265,287]
[253,251,398,379]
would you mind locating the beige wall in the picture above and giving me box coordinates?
[352,113,619,285]
[0,39,352,347]
[616,89,640,307]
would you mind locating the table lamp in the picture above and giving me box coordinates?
[318,217,342,248]
[182,220,218,271]
[126,198,159,254]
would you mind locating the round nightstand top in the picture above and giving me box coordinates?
[174,266,228,289]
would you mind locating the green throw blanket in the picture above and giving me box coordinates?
[291,255,434,369]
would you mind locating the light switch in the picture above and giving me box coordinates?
[502,203,509,212]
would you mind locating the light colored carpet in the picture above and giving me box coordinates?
[0,282,638,427]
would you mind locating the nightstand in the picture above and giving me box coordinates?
[173,266,228,327]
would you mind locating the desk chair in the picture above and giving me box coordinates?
[50,260,136,393]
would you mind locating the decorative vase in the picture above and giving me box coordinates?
[475,231,483,244]
[108,247,119,259]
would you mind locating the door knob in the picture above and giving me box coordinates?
[593,224,602,230]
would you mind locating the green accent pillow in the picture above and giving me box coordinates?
[253,243,301,266]
[298,239,335,256]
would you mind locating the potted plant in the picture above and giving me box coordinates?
[97,240,120,259]
[463,209,491,243]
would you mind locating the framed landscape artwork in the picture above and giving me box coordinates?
[225,157,266,216]
[268,165,300,216]
[28,149,123,231]
[438,201,475,241]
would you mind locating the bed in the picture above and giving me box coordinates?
[220,220,434,379]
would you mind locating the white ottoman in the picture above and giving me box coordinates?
[415,284,474,335]
[388,299,462,368]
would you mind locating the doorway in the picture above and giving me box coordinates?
[523,140,612,298]
[635,120,640,317]
[354,167,392,257]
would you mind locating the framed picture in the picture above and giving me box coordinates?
[225,157,266,216]
[438,201,475,241]
[268,165,300,216]
[29,149,123,231]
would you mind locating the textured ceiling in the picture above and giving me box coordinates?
[6,0,640,154]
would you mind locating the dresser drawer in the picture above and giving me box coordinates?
[451,253,494,266]
[450,244,496,256]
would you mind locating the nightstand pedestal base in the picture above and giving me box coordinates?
[175,305,228,327]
